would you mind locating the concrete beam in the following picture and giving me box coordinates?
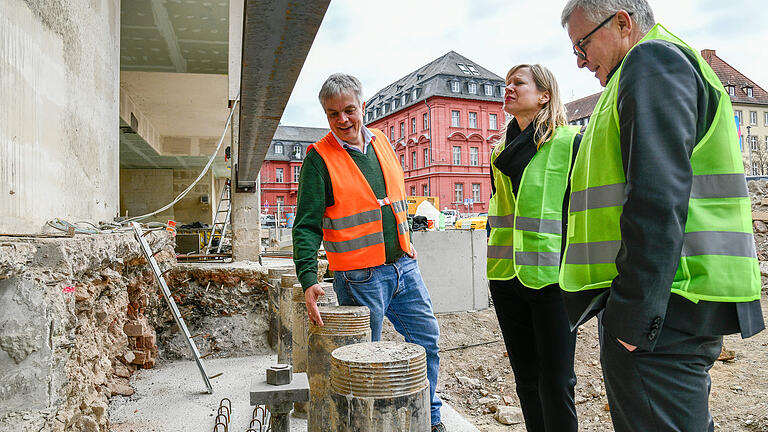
[236,0,330,191]
[149,0,187,73]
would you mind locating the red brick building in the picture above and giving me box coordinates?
[260,125,328,217]
[365,51,506,214]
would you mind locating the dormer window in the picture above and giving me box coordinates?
[468,82,477,94]
[417,74,424,80]
[274,142,283,154]
[451,81,461,93]
[484,84,493,96]
[412,88,419,100]
[745,86,754,97]
[466,64,480,76]
[392,100,397,110]
[457,63,471,75]
[727,85,735,96]
[401,94,407,105]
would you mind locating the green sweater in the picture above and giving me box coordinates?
[292,145,404,290]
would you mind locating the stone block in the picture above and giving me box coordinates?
[123,323,145,337]
[266,364,293,385]
[131,350,148,364]
[123,351,136,364]
[251,372,309,406]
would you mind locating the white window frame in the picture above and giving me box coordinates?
[293,166,301,183]
[453,146,461,165]
[455,183,464,203]
[751,111,758,125]
[470,147,479,166]
[469,112,478,128]
[423,184,429,196]
[728,85,735,96]
[451,81,461,93]
[484,84,493,96]
[400,122,405,138]
[735,110,742,125]
[752,162,759,175]
[468,82,477,94]
[746,87,754,97]
[467,64,480,75]
[457,63,470,75]
[472,183,480,202]
[424,148,429,166]
[489,113,497,130]
[400,154,405,170]
[274,143,283,154]
[411,117,416,134]
[423,113,428,130]
[764,112,768,126]
[751,135,758,150]
[451,110,460,127]
[390,126,395,141]
[275,167,284,183]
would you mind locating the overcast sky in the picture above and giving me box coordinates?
[279,0,767,128]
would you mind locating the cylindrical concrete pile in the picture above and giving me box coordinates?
[308,305,371,432]
[267,267,291,349]
[292,282,337,417]
[278,273,299,364]
[329,341,430,431]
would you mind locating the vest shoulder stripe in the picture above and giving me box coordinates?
[570,183,625,212]
[515,216,562,234]
[682,231,756,258]
[323,208,382,230]
[690,174,748,199]
[391,199,408,214]
[565,240,622,265]
[515,251,561,267]
[324,232,385,253]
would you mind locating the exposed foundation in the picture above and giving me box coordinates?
[330,341,430,432]
[307,305,371,432]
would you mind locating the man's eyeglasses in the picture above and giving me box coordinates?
[572,12,633,60]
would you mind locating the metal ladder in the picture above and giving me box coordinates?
[130,222,216,394]
[206,179,232,254]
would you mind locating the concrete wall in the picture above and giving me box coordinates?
[120,169,175,222]
[171,169,214,225]
[412,230,489,313]
[0,0,121,233]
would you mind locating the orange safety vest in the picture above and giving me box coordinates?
[310,129,411,271]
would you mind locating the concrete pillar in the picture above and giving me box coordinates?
[267,267,291,349]
[308,306,371,432]
[292,282,337,417]
[330,342,430,431]
[278,273,299,364]
[230,102,261,261]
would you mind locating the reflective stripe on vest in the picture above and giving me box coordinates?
[312,129,412,271]
[560,23,760,303]
[487,125,579,288]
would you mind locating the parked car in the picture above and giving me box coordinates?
[454,214,487,230]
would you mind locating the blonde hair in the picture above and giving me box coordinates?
[498,64,568,151]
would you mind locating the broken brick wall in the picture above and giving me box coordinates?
[0,231,174,432]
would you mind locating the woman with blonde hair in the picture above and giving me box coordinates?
[487,64,581,432]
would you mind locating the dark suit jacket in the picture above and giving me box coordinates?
[562,39,764,351]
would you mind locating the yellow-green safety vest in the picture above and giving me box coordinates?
[560,23,761,303]
[488,125,580,288]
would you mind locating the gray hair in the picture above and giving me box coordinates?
[561,0,655,33]
[318,73,364,108]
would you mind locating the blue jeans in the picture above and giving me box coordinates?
[333,255,442,426]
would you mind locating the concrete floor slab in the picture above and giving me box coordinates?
[109,355,479,431]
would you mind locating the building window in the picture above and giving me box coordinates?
[412,88,418,100]
[453,146,461,165]
[451,110,460,127]
[746,87,754,98]
[392,100,397,111]
[751,111,758,125]
[467,64,480,75]
[274,143,283,154]
[293,166,301,183]
[484,84,493,96]
[400,122,405,138]
[765,136,768,151]
[470,147,479,166]
[401,94,407,105]
[276,196,284,206]
[455,183,464,203]
[489,113,498,130]
[376,107,381,117]
[457,63,471,75]
[412,151,417,169]
[292,145,302,159]
[390,126,395,141]
[424,148,429,166]
[469,112,478,128]
[472,183,480,203]
[451,81,460,93]
[753,162,759,175]
[735,110,742,125]
[423,184,429,196]
[400,154,405,170]
[468,82,477,94]
[275,168,284,183]
[727,85,735,96]
[765,112,768,126]
[751,135,758,151]
[410,185,416,195]
[411,118,416,134]
[423,113,428,130]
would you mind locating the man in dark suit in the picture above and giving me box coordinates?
[559,0,765,431]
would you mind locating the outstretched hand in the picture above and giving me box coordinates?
[304,283,326,326]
